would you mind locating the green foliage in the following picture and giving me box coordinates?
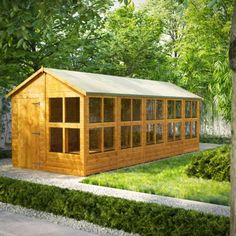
[0,149,11,159]
[175,0,233,121]
[0,0,112,93]
[83,150,230,205]
[0,176,229,235]
[185,145,230,182]
[200,135,231,144]
[80,6,174,81]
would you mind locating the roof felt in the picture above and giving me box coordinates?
[46,68,201,99]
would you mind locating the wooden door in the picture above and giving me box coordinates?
[18,98,41,169]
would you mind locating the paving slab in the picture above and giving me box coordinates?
[0,210,96,236]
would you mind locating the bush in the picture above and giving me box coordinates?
[0,176,229,235]
[185,145,230,182]
[0,149,11,159]
[200,135,231,144]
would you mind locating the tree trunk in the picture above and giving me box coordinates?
[229,1,236,235]
[232,71,236,236]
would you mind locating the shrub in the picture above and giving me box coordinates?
[0,176,229,235]
[200,135,231,144]
[185,145,230,182]
[0,149,11,159]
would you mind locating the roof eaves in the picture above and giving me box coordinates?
[87,92,202,100]
[44,68,87,96]
[6,67,44,97]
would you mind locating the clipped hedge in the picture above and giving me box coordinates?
[200,135,231,144]
[185,145,230,182]
[0,149,12,159]
[0,176,229,235]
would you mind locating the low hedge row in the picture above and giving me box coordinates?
[0,149,12,159]
[200,135,231,144]
[185,145,230,182]
[0,176,229,235]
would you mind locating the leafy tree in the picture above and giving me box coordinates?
[77,6,175,81]
[0,0,112,93]
[176,0,233,121]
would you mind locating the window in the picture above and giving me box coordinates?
[146,99,155,120]
[65,97,80,123]
[156,124,163,143]
[121,99,131,121]
[185,122,191,139]
[104,98,115,122]
[89,128,102,153]
[192,101,197,118]
[121,126,131,149]
[65,129,80,154]
[133,99,141,121]
[176,101,182,118]
[192,121,197,138]
[146,124,155,145]
[185,101,191,118]
[50,128,63,152]
[104,127,114,151]
[175,122,182,140]
[89,98,101,123]
[49,98,62,122]
[168,100,175,119]
[168,122,174,141]
[156,100,163,120]
[133,125,141,147]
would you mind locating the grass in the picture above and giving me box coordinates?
[82,150,230,206]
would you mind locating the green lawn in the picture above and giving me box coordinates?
[82,150,230,206]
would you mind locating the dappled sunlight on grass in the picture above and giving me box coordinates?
[83,152,230,205]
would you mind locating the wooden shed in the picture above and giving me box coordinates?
[7,67,201,176]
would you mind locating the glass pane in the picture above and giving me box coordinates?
[156,124,163,143]
[192,101,197,118]
[104,127,114,151]
[168,122,174,142]
[168,100,174,119]
[89,128,102,153]
[185,122,191,139]
[49,98,62,122]
[146,124,155,145]
[133,99,141,121]
[133,125,141,147]
[66,128,80,154]
[89,98,101,123]
[146,99,155,120]
[121,99,131,121]
[65,97,80,123]
[121,126,131,149]
[156,100,163,120]
[185,101,191,118]
[104,98,114,122]
[192,121,197,138]
[176,100,182,118]
[175,122,182,140]
[50,128,63,152]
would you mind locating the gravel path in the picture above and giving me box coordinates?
[0,143,229,218]
[0,202,138,236]
[0,159,229,217]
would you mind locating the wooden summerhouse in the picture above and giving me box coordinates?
[7,67,201,176]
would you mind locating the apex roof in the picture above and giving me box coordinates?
[7,67,202,99]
